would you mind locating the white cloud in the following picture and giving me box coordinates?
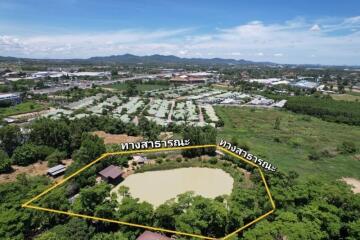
[344,16,360,25]
[1,16,360,65]
[310,24,321,32]
[178,50,188,55]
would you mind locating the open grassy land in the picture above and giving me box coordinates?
[331,93,360,102]
[106,83,170,92]
[215,106,360,181]
[0,101,46,117]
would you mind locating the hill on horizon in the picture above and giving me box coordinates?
[0,54,278,66]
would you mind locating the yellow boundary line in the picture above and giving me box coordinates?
[22,144,275,240]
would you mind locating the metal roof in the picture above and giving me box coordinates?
[47,164,66,175]
[99,165,123,179]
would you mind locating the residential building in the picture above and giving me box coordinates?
[98,165,123,184]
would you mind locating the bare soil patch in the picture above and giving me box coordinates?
[92,131,143,145]
[0,159,73,184]
[342,177,360,193]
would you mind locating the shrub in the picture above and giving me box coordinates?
[215,119,224,127]
[0,149,12,173]
[209,157,218,165]
[231,137,239,146]
[338,141,357,154]
[239,142,250,151]
[12,144,55,166]
[176,158,182,163]
[289,138,302,148]
[46,150,67,167]
[308,150,321,161]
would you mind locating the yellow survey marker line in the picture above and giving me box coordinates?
[22,153,110,207]
[222,210,275,240]
[24,204,216,240]
[22,144,275,239]
[258,168,276,209]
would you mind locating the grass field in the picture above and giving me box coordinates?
[215,106,360,181]
[331,93,360,102]
[0,101,46,117]
[106,83,170,92]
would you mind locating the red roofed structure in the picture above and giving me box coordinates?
[136,231,171,240]
[98,165,123,184]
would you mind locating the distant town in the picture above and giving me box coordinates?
[1,55,359,127]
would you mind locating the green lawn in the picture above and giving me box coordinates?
[0,101,47,117]
[215,106,360,181]
[106,83,170,92]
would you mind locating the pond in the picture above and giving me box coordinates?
[111,167,234,207]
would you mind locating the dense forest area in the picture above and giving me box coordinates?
[285,96,360,126]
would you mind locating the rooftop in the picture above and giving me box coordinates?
[47,164,66,176]
[136,231,171,240]
[99,165,123,179]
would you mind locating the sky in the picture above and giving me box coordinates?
[0,0,360,65]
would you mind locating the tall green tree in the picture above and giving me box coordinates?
[0,149,12,173]
[182,126,216,157]
[30,118,71,152]
[0,125,23,155]
[72,134,106,164]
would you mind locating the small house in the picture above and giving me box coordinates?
[133,155,148,165]
[47,164,66,177]
[98,165,123,184]
[136,231,171,240]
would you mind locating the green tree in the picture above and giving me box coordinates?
[0,125,23,155]
[182,126,216,157]
[0,149,12,173]
[92,232,128,240]
[347,220,360,240]
[46,150,67,167]
[125,81,139,97]
[72,134,106,164]
[73,183,111,215]
[12,144,54,166]
[118,185,130,197]
[30,118,71,152]
[274,117,281,130]
[117,196,154,226]
[35,218,95,240]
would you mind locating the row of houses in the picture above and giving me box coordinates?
[0,93,22,105]
[170,72,218,84]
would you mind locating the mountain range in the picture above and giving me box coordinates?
[0,54,278,66]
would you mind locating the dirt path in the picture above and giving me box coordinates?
[167,100,176,122]
[198,105,204,123]
[342,177,360,193]
[0,159,73,184]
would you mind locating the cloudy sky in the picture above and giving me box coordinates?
[1,0,360,65]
